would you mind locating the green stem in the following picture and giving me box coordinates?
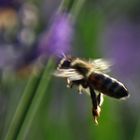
[4,69,43,140]
[70,0,86,19]
[132,112,140,140]
[57,0,71,13]
[16,59,54,140]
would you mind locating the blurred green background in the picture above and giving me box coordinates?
[1,0,140,140]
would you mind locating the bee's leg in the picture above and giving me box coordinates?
[89,86,101,125]
[66,78,73,88]
[97,93,104,107]
[78,80,88,94]
[78,85,83,94]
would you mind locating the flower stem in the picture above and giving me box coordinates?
[70,0,86,19]
[16,59,54,140]
[58,0,70,12]
[132,111,140,140]
[4,67,43,140]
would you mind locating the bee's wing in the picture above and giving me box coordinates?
[89,58,112,73]
[54,68,84,80]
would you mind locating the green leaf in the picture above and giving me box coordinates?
[4,68,42,140]
[4,59,54,140]
[16,59,54,140]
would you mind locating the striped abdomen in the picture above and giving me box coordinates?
[88,72,129,99]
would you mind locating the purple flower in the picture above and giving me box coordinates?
[0,3,39,71]
[0,0,22,9]
[38,12,74,59]
[14,12,74,71]
[101,19,140,78]
[0,44,21,70]
[0,11,74,72]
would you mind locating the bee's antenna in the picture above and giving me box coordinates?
[55,52,65,60]
[62,52,66,58]
[57,52,66,59]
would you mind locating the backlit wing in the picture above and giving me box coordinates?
[89,58,112,73]
[54,68,84,81]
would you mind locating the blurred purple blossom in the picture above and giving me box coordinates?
[0,3,39,71]
[42,0,61,22]
[0,0,23,9]
[0,5,74,72]
[102,19,140,78]
[38,12,74,59]
[14,12,74,70]
[0,45,20,69]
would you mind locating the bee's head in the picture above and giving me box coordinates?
[57,56,74,69]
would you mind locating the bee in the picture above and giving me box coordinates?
[54,55,129,124]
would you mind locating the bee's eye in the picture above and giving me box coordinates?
[60,60,71,68]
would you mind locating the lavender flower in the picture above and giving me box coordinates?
[14,12,74,71]
[101,19,140,78]
[0,9,74,72]
[38,12,74,59]
[101,19,140,110]
[0,0,22,9]
[0,3,38,72]
[0,45,20,69]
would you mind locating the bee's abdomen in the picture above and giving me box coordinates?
[88,72,129,99]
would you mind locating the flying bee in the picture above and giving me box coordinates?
[54,55,129,124]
